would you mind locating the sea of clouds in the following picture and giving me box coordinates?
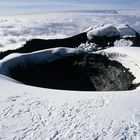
[0,11,140,51]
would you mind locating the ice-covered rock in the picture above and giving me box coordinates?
[87,24,120,39]
[87,24,137,40]
[117,24,137,37]
[114,39,133,47]
[0,24,140,59]
[0,48,137,91]
[84,24,140,49]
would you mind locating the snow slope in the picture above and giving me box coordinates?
[1,47,140,140]
[99,47,140,84]
[87,24,137,39]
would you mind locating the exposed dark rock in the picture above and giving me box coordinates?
[88,34,140,48]
[0,32,87,60]
[9,54,95,91]
[9,53,137,91]
[0,25,140,60]
[74,54,136,91]
[88,35,121,48]
[19,32,87,53]
[0,50,15,60]
[125,34,140,47]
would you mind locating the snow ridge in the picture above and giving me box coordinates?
[87,24,137,40]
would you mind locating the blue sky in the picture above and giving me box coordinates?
[0,0,139,14]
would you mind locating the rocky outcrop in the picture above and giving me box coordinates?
[0,33,87,60]
[18,32,87,53]
[9,53,137,91]
[17,25,140,50]
[86,24,140,48]
[75,54,137,91]
[0,24,140,60]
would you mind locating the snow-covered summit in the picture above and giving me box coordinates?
[1,13,140,139]
[87,24,137,40]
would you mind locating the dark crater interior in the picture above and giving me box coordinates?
[9,53,138,91]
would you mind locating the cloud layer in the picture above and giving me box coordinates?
[0,11,140,51]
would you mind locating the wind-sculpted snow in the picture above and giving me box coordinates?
[85,24,140,49]
[1,12,140,140]
[0,47,140,139]
[87,24,137,39]
[1,87,140,140]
